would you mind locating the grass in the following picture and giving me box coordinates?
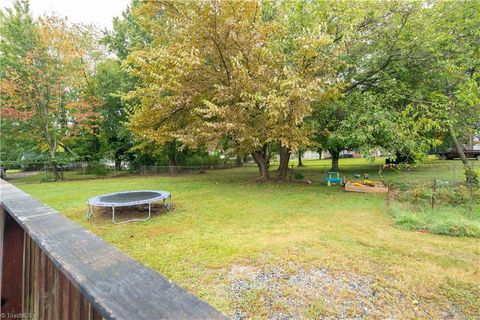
[388,182,480,237]
[390,203,480,237]
[10,158,480,318]
[11,156,473,186]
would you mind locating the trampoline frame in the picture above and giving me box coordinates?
[86,190,171,224]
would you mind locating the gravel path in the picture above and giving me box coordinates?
[227,262,465,319]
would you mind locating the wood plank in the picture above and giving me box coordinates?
[45,252,55,320]
[38,249,46,318]
[79,294,88,320]
[22,232,31,314]
[59,273,69,320]
[345,181,389,193]
[0,208,4,302]
[1,179,226,320]
[69,281,79,320]
[92,306,103,320]
[33,242,40,320]
[52,261,58,320]
[1,209,24,313]
[28,237,35,316]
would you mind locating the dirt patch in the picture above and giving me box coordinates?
[227,262,465,320]
[90,203,173,223]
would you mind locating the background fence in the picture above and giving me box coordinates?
[290,162,478,187]
[0,159,477,187]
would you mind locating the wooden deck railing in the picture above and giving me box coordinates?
[0,180,227,319]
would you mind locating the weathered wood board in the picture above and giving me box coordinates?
[344,181,389,193]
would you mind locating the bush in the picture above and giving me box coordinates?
[182,153,223,167]
[464,166,479,189]
[86,161,109,176]
[396,183,479,207]
[389,181,480,237]
[293,172,305,180]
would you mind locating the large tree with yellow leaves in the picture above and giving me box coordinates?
[125,0,341,180]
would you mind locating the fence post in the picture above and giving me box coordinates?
[453,164,456,185]
[431,179,436,209]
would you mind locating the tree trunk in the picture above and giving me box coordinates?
[51,160,61,181]
[449,124,469,165]
[395,151,415,164]
[298,150,303,167]
[276,146,291,181]
[446,86,469,166]
[92,127,101,157]
[252,146,270,180]
[168,157,177,176]
[49,144,61,180]
[115,159,122,171]
[235,155,243,166]
[317,149,323,160]
[330,150,340,171]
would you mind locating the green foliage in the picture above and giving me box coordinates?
[391,181,480,237]
[390,204,480,238]
[397,184,479,207]
[93,59,135,163]
[180,153,223,167]
[2,0,479,181]
[464,166,479,189]
[124,0,342,179]
[0,1,105,180]
[86,161,109,176]
[102,0,150,59]
[293,172,305,181]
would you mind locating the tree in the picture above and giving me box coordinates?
[126,0,341,180]
[307,0,455,169]
[419,0,480,166]
[102,0,151,60]
[94,59,135,168]
[0,1,101,179]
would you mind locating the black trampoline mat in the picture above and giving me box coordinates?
[99,191,161,204]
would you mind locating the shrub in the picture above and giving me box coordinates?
[395,183,479,207]
[464,166,479,189]
[293,172,305,180]
[86,161,109,176]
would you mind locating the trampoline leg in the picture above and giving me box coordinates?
[112,206,117,224]
[87,205,94,220]
[148,202,151,220]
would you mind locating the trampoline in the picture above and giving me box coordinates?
[87,190,171,224]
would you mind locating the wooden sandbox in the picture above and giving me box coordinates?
[345,181,388,193]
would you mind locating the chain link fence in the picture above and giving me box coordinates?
[1,159,478,187]
[0,160,246,183]
[290,162,478,186]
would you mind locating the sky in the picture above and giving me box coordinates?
[0,0,132,30]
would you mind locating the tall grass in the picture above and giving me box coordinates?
[389,203,480,237]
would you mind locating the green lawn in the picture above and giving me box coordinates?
[12,159,480,319]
